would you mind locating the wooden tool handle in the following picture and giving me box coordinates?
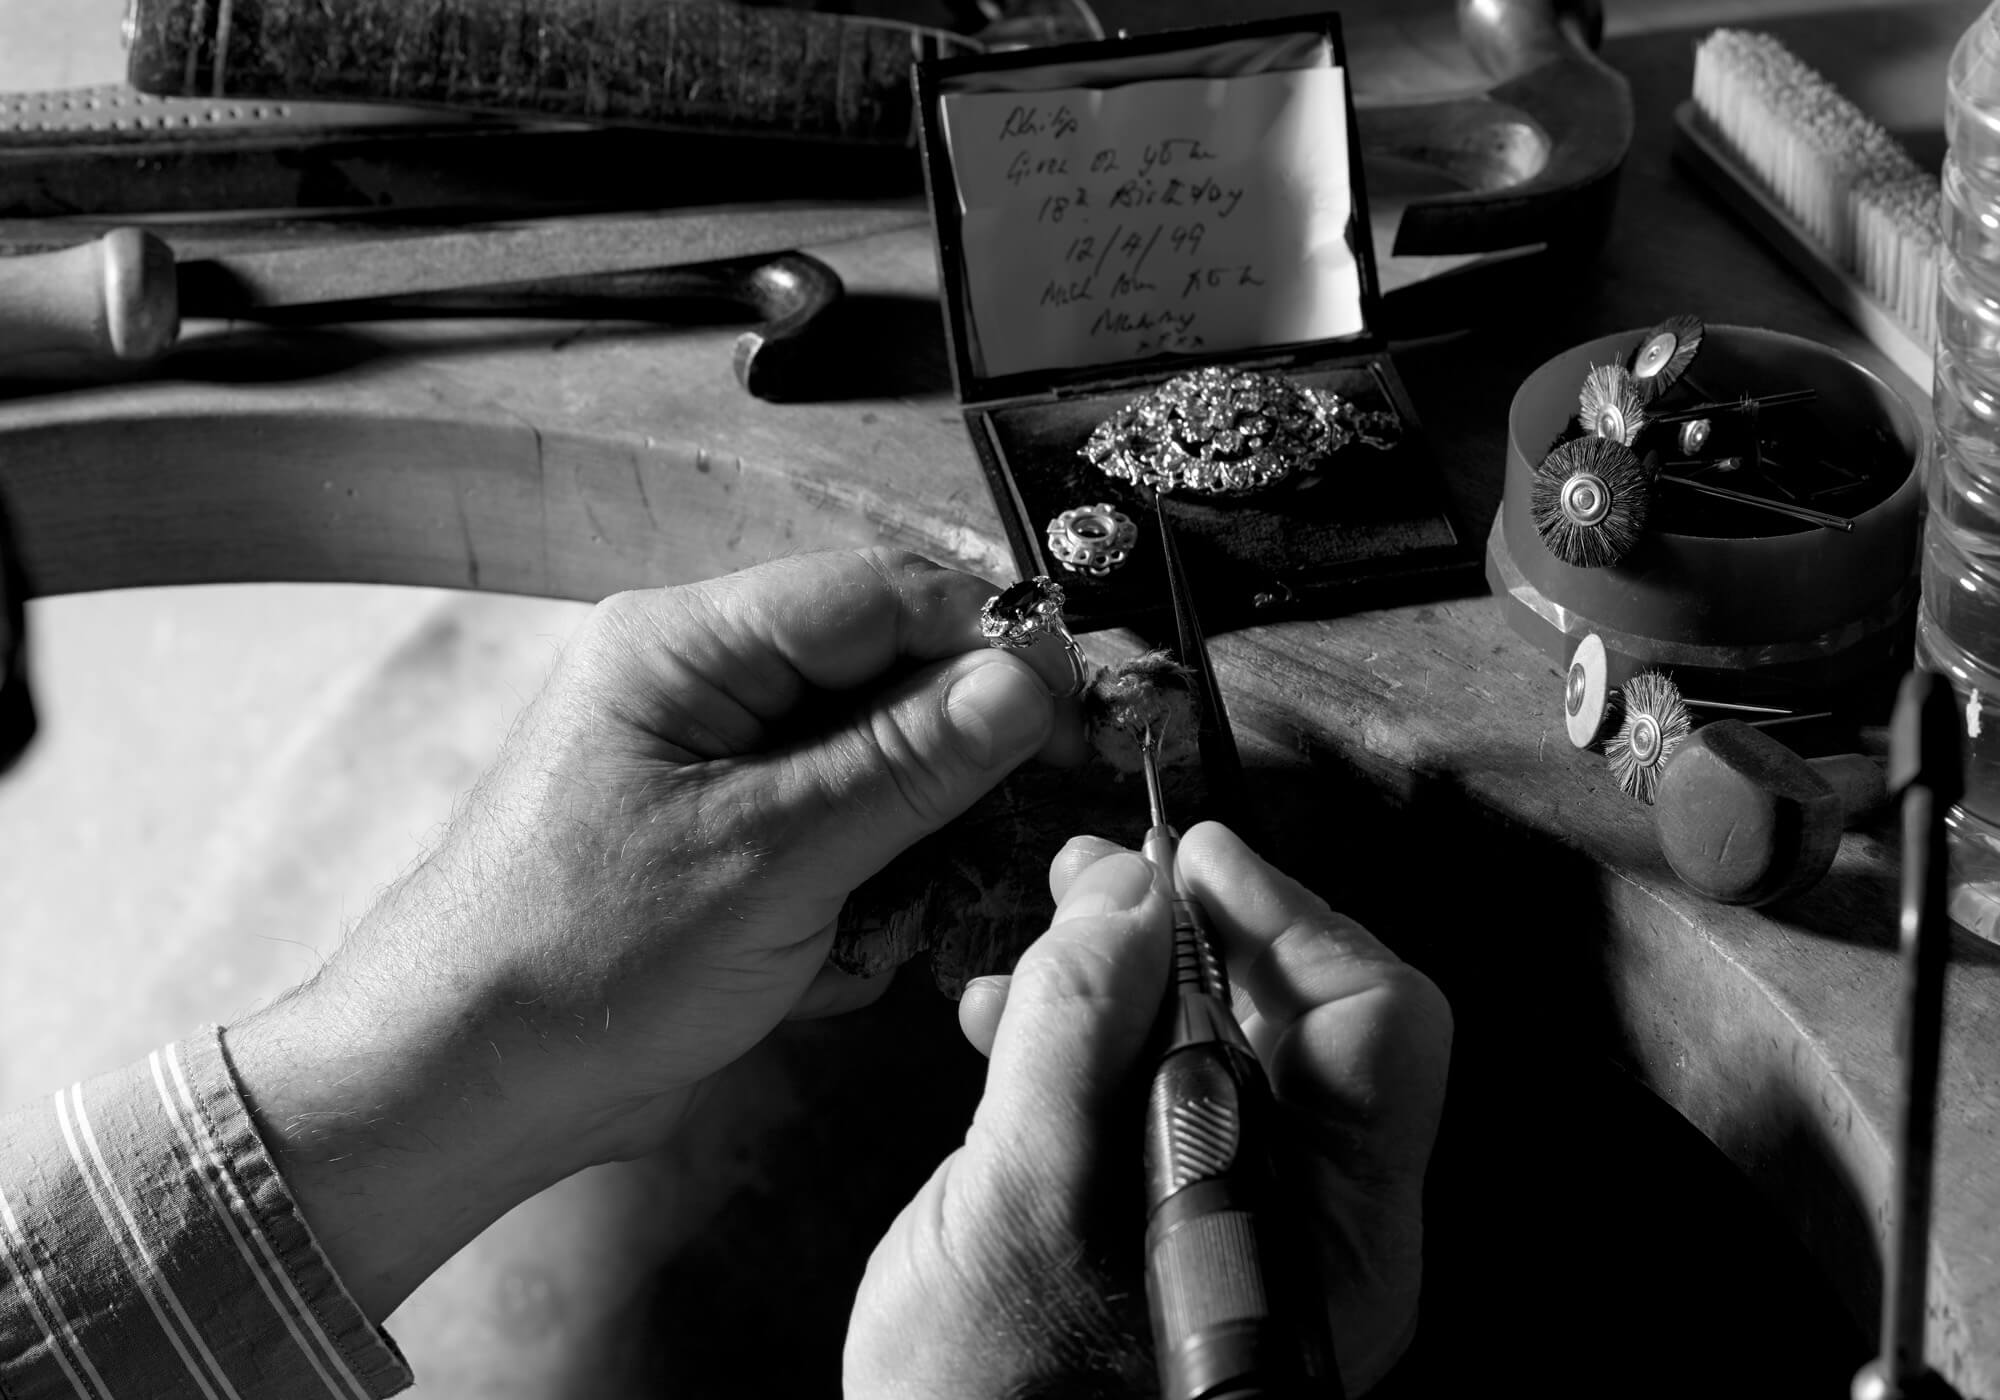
[0,230,178,366]
[126,0,974,145]
[252,249,848,401]
[1812,752,1887,823]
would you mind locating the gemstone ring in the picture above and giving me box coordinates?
[979,575,1087,698]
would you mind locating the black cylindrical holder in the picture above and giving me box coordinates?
[1488,325,1920,696]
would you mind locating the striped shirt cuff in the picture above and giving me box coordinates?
[0,1026,414,1399]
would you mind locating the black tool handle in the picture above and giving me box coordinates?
[0,485,36,775]
[250,250,846,403]
[1143,1033,1335,1400]
[1140,871,1338,1400]
[1853,670,1962,1400]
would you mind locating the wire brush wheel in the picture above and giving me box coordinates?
[1578,363,1648,444]
[1628,314,1705,400]
[1531,436,1654,568]
[1606,670,1693,803]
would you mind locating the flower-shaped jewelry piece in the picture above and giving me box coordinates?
[979,575,1086,697]
[1080,366,1398,496]
[1045,503,1139,577]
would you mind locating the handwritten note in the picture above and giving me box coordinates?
[939,65,1361,381]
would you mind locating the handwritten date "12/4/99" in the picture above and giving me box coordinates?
[1066,224,1205,264]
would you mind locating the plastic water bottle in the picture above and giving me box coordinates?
[1920,0,2000,939]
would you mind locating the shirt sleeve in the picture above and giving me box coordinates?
[0,1026,414,1399]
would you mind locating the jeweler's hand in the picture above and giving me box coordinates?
[846,823,1452,1399]
[225,549,1078,1321]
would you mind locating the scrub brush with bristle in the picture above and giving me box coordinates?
[1684,30,1938,383]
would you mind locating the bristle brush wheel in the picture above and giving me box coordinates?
[1628,314,1705,401]
[1577,363,1648,444]
[1530,436,1653,568]
[1606,670,1693,804]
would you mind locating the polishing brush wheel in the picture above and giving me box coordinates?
[1530,436,1653,568]
[1564,632,1619,748]
[1629,314,1705,401]
[1605,669,1693,803]
[1577,363,1648,445]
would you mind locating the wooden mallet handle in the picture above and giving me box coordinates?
[1654,719,1885,906]
[0,229,178,367]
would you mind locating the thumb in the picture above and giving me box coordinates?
[959,852,1170,1216]
[765,649,1053,889]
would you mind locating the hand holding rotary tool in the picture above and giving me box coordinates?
[1135,729,1339,1399]
[846,822,1453,1399]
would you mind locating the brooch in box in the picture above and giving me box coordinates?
[915,14,1478,635]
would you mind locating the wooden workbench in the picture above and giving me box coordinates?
[2,4,1995,1396]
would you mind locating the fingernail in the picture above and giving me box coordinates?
[1053,851,1156,921]
[946,656,1051,768]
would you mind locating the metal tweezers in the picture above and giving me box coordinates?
[1151,493,1256,840]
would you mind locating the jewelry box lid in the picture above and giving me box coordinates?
[914,13,1383,407]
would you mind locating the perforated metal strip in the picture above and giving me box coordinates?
[0,83,535,146]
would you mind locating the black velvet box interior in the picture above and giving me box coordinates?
[915,14,1475,637]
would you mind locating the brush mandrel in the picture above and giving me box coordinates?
[1607,670,1694,803]
[1531,435,1653,568]
[1570,636,1814,754]
[1085,650,1200,774]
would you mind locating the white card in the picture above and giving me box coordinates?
[940,64,1362,381]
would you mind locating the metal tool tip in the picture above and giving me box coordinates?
[1140,723,1167,829]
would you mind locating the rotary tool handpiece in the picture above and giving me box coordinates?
[1138,817,1339,1400]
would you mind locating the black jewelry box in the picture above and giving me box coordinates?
[914,13,1476,635]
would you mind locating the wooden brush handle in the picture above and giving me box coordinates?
[1810,752,1887,823]
[0,229,178,366]
[125,0,976,145]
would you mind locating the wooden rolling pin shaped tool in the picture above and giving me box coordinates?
[0,205,919,392]
[1654,719,1886,906]
[0,228,178,364]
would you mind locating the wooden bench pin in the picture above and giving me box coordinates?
[1653,718,1886,906]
